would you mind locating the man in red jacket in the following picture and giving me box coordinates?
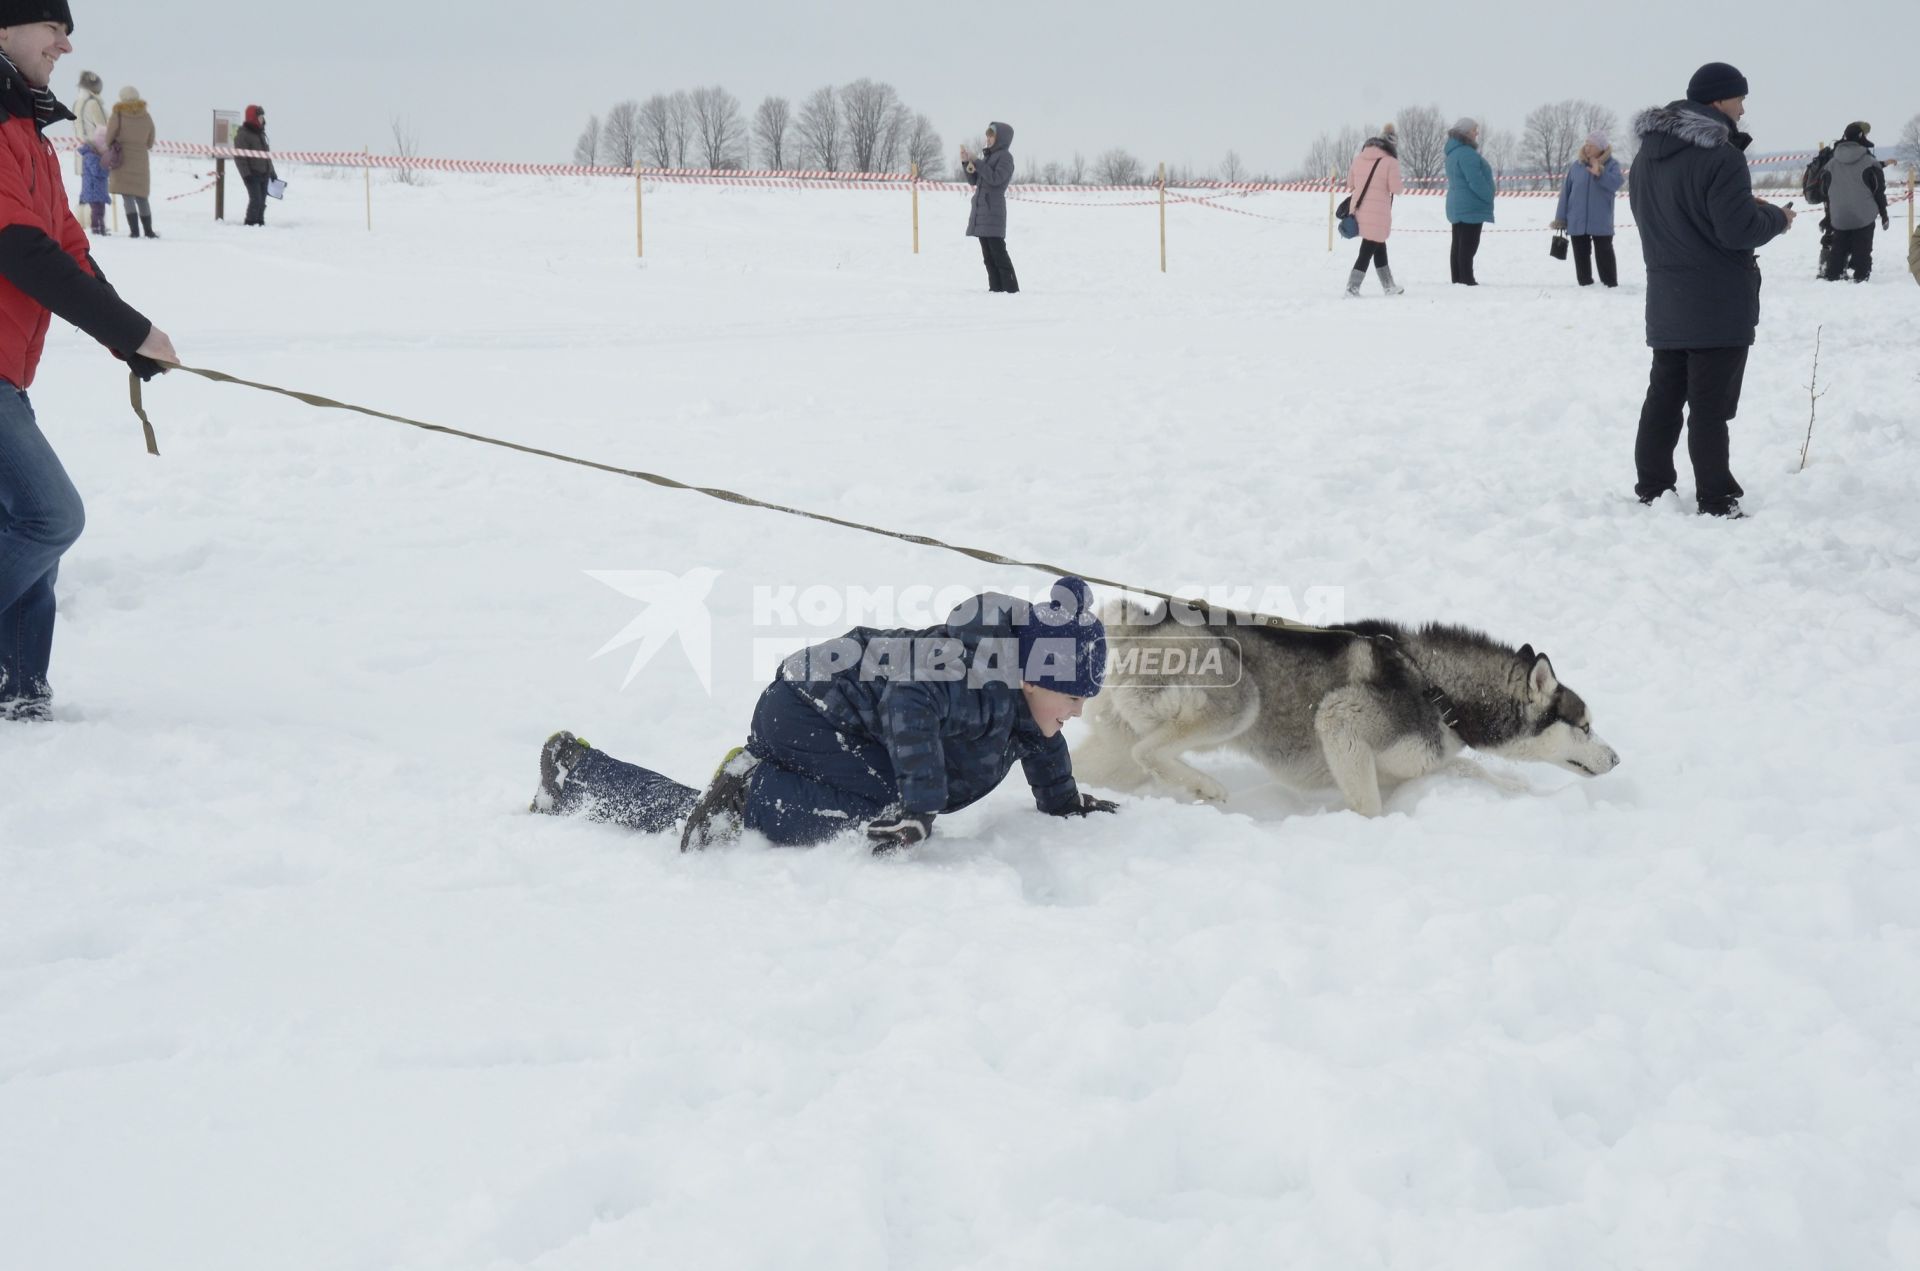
[0,3,176,720]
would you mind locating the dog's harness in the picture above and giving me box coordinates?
[1372,632,1477,748]
[1424,686,1465,736]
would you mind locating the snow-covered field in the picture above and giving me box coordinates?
[5,159,1918,1270]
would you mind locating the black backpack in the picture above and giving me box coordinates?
[1802,145,1834,204]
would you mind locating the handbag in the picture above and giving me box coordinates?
[104,140,122,171]
[1549,233,1569,260]
[1336,158,1384,240]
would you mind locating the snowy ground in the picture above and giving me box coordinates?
[4,159,1918,1270]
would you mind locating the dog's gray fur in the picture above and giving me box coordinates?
[1076,600,1621,816]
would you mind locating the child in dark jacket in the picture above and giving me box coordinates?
[531,577,1118,852]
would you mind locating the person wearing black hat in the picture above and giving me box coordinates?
[0,3,178,720]
[1626,62,1794,520]
[1819,122,1890,282]
[528,578,1119,852]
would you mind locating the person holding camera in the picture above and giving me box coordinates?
[962,121,1017,293]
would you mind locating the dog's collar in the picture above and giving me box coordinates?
[1376,634,1482,747]
[1424,684,1489,748]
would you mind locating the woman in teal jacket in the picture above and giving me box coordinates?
[1444,118,1496,285]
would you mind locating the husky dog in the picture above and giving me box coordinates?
[1075,600,1621,816]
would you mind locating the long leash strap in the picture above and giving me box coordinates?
[131,363,1339,634]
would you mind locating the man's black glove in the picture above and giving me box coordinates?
[1051,791,1119,817]
[866,814,932,854]
[120,351,167,381]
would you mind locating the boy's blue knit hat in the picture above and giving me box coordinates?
[1016,577,1106,698]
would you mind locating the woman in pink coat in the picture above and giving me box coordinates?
[1345,123,1406,296]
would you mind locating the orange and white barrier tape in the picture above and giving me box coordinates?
[49,137,1907,214]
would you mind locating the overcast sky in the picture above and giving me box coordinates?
[71,0,1915,174]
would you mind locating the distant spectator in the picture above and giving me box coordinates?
[69,67,106,234]
[1819,122,1889,283]
[233,103,277,227]
[1552,131,1624,287]
[103,83,154,237]
[962,121,1017,293]
[1444,117,1496,285]
[1344,122,1405,297]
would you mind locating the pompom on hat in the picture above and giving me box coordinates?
[1016,577,1107,699]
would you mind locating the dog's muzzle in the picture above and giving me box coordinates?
[1569,747,1621,776]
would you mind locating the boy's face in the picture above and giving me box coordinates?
[1021,682,1085,738]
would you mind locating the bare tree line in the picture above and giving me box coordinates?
[1296,100,1618,188]
[1522,100,1620,186]
[574,80,942,175]
[1899,113,1920,166]
[577,95,1915,187]
[574,86,1287,186]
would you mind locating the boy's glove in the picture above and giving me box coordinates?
[867,814,932,854]
[1051,792,1119,817]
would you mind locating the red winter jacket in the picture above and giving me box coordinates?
[0,69,151,388]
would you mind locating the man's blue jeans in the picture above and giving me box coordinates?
[0,384,86,704]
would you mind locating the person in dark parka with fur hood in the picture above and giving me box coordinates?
[1626,62,1793,519]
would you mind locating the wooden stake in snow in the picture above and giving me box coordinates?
[1798,325,1827,472]
[1158,162,1167,274]
[634,160,644,259]
[912,161,920,255]
[1327,169,1336,252]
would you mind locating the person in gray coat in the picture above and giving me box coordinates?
[1820,122,1890,282]
[962,121,1017,293]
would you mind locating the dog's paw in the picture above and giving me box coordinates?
[1481,772,1532,796]
[1185,777,1230,805]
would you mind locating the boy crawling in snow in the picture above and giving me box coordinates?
[530,576,1118,852]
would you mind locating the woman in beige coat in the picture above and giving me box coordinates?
[104,86,157,238]
[69,71,110,235]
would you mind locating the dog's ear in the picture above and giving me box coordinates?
[1528,652,1559,702]
[1516,643,1535,664]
